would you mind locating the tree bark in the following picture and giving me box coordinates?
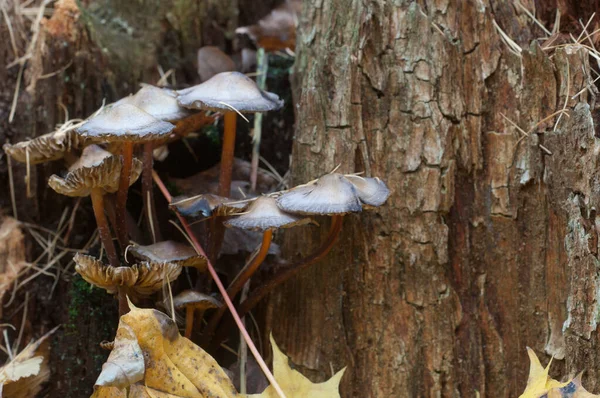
[268,1,600,397]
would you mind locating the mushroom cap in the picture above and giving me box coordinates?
[276,173,362,215]
[197,46,236,82]
[76,103,175,142]
[225,196,313,231]
[128,241,207,271]
[344,175,390,206]
[74,253,182,296]
[115,85,190,122]
[48,145,142,197]
[176,71,283,113]
[3,129,82,164]
[172,290,221,310]
[170,194,249,219]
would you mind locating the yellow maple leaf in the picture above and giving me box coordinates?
[247,335,345,398]
[92,299,238,398]
[520,348,600,398]
[547,374,600,398]
[520,347,567,398]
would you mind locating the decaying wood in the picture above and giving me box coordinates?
[267,1,600,397]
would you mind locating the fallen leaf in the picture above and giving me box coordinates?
[0,326,59,398]
[247,335,345,398]
[93,300,238,397]
[95,323,144,389]
[547,374,600,397]
[520,348,600,397]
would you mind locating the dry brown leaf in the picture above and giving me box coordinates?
[247,335,344,398]
[0,217,26,319]
[93,300,238,397]
[0,326,59,398]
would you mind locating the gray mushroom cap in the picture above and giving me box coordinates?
[176,71,283,113]
[172,290,221,310]
[48,145,142,197]
[115,85,190,122]
[344,175,390,206]
[276,173,363,215]
[128,241,207,271]
[225,196,313,231]
[76,103,175,142]
[170,194,249,219]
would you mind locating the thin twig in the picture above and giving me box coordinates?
[152,170,287,398]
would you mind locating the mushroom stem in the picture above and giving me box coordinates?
[218,111,237,197]
[240,215,343,316]
[142,142,161,243]
[90,188,119,268]
[210,215,343,350]
[118,287,129,316]
[185,306,195,339]
[115,142,134,249]
[202,229,273,345]
[151,170,287,398]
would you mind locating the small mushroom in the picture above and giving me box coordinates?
[203,197,313,344]
[170,194,249,219]
[236,172,390,321]
[74,253,181,315]
[2,128,81,165]
[176,72,283,197]
[115,84,190,122]
[172,290,221,339]
[128,240,208,271]
[76,103,175,246]
[344,175,390,207]
[235,0,301,52]
[276,173,362,215]
[197,46,236,82]
[48,145,143,269]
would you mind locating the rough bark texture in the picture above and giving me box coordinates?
[267,1,600,397]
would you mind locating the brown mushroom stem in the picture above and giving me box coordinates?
[209,111,238,261]
[142,142,162,243]
[185,306,195,339]
[210,215,343,349]
[90,188,119,268]
[118,287,129,316]
[115,142,134,248]
[218,111,237,197]
[202,229,273,345]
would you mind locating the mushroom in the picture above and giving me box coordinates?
[172,290,221,339]
[128,240,208,271]
[197,46,236,82]
[2,128,81,165]
[235,0,301,52]
[114,85,216,243]
[74,253,181,315]
[238,173,390,318]
[76,103,175,247]
[176,72,283,198]
[170,194,250,220]
[48,145,143,269]
[202,196,313,344]
[344,175,391,207]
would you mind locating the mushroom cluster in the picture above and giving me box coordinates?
[2,14,390,382]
